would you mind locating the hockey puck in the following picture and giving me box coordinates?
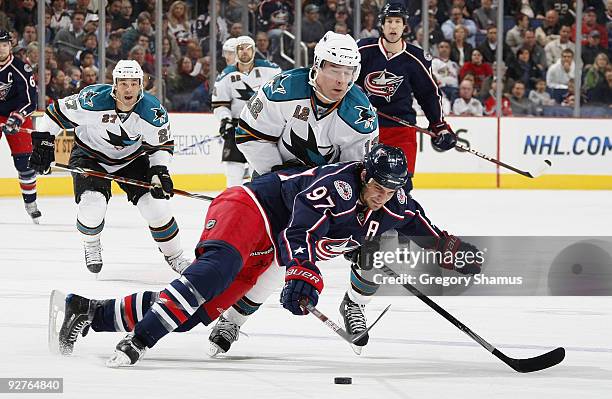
[334,377,352,385]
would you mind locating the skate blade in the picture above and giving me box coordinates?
[106,351,133,368]
[48,290,66,354]
[350,344,363,355]
[206,342,226,358]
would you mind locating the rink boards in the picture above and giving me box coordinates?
[0,114,610,196]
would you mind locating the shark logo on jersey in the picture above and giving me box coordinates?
[236,82,257,101]
[282,124,338,167]
[363,69,404,102]
[316,236,360,260]
[0,81,12,101]
[266,73,289,95]
[80,89,99,107]
[151,105,167,124]
[104,125,141,149]
[354,105,377,130]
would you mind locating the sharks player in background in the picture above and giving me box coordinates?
[356,3,457,173]
[0,29,41,223]
[50,144,481,367]
[28,60,191,275]
[205,31,380,355]
[212,36,282,187]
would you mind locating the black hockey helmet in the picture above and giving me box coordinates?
[0,29,11,43]
[363,144,409,191]
[378,3,409,27]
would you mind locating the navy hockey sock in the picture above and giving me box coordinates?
[13,154,37,203]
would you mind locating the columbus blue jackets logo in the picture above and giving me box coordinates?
[363,69,404,102]
[0,81,11,101]
[396,188,406,204]
[316,236,360,260]
[334,180,352,201]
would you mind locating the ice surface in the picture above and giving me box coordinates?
[1,190,611,399]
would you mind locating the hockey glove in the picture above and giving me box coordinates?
[1,112,25,136]
[344,239,381,271]
[435,233,482,275]
[429,121,457,151]
[218,118,236,140]
[270,158,308,172]
[281,259,324,315]
[29,131,55,175]
[148,165,174,200]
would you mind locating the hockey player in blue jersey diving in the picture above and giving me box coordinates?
[49,144,481,367]
[29,60,192,275]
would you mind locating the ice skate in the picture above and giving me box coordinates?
[55,292,93,355]
[339,292,368,355]
[165,250,192,274]
[106,333,147,368]
[83,239,103,274]
[207,315,240,357]
[24,201,41,224]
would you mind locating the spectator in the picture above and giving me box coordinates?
[319,0,339,29]
[75,0,96,15]
[583,53,610,92]
[50,0,72,33]
[25,42,38,69]
[442,6,477,46]
[508,81,534,115]
[128,45,153,74]
[587,67,612,105]
[107,0,123,21]
[106,32,123,64]
[18,24,37,48]
[134,0,156,17]
[13,0,37,34]
[229,22,244,38]
[359,11,379,39]
[561,78,578,106]
[66,66,82,94]
[75,32,98,66]
[528,78,556,107]
[168,0,193,49]
[432,40,460,102]
[187,56,213,112]
[162,36,179,77]
[9,29,19,48]
[122,12,155,56]
[523,29,547,70]
[477,25,515,65]
[302,4,326,61]
[545,0,574,27]
[83,13,99,36]
[483,78,513,115]
[113,0,134,31]
[506,13,530,54]
[473,0,497,31]
[572,6,608,46]
[79,66,97,89]
[78,49,98,73]
[0,0,9,31]
[335,22,349,35]
[416,10,445,48]
[169,56,202,110]
[507,48,542,90]
[44,9,55,44]
[535,9,561,47]
[47,68,72,101]
[544,25,575,66]
[136,34,156,67]
[44,45,59,70]
[54,11,87,63]
[450,25,473,67]
[607,0,612,30]
[546,48,576,102]
[326,5,353,35]
[459,49,493,95]
[581,31,607,67]
[254,31,273,61]
[452,79,484,115]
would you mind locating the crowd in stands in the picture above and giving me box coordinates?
[0,0,610,115]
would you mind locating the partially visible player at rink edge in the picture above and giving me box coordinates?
[28,60,192,275]
[0,29,41,223]
[212,35,282,187]
[211,31,380,355]
[356,2,457,174]
[50,144,482,367]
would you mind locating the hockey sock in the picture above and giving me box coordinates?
[91,291,158,332]
[136,193,182,257]
[13,154,37,203]
[77,191,107,240]
[348,264,380,305]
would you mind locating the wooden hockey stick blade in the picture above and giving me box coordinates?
[301,300,391,345]
[494,347,565,373]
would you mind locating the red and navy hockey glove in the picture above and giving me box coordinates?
[1,112,25,136]
[435,233,482,275]
[281,259,324,315]
[429,121,457,151]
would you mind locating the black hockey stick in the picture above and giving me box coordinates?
[300,298,391,345]
[379,265,564,372]
[376,111,552,178]
[51,163,216,202]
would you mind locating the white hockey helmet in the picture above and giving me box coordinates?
[111,59,144,104]
[222,37,237,54]
[235,35,256,65]
[309,32,361,89]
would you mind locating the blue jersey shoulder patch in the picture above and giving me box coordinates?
[262,68,311,102]
[405,43,432,66]
[216,65,238,82]
[134,93,168,127]
[337,86,378,134]
[77,84,114,111]
[254,59,280,70]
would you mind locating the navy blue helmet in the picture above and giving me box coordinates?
[378,3,409,27]
[0,30,11,43]
[363,144,409,190]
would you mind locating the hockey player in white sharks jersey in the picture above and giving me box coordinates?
[29,60,191,275]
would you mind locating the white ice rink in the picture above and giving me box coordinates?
[1,189,611,399]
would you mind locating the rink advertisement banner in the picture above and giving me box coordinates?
[352,236,612,296]
[1,114,611,196]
